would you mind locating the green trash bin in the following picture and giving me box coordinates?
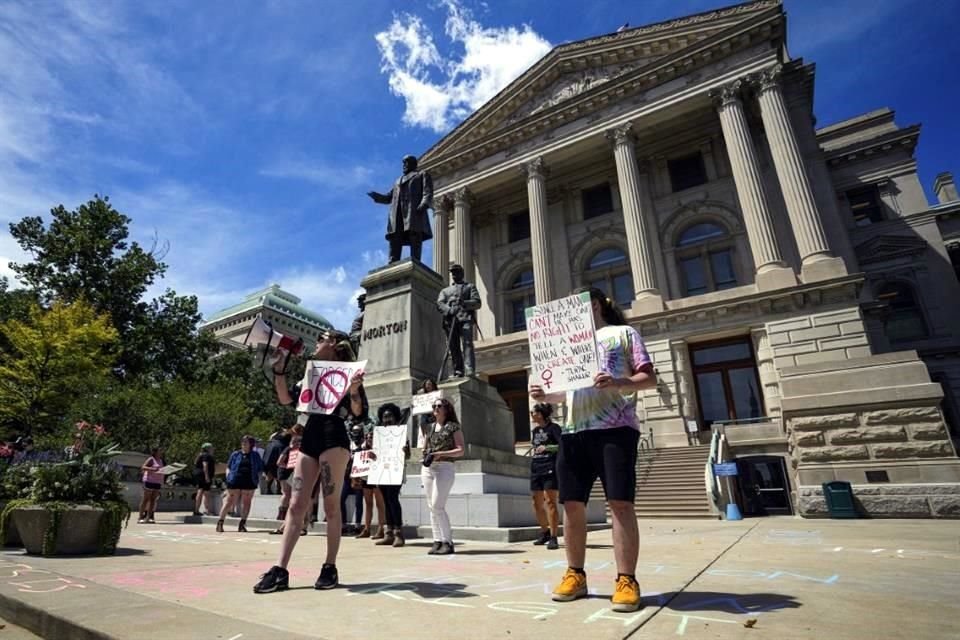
[822,481,858,518]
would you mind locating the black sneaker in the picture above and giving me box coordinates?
[428,541,442,555]
[533,530,550,546]
[314,563,339,590]
[435,542,454,555]
[546,536,559,550]
[253,566,289,594]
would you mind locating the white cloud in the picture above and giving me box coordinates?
[375,0,552,133]
[260,161,376,189]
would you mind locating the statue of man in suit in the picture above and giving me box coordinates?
[367,155,433,263]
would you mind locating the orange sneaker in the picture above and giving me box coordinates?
[611,575,642,612]
[551,568,587,602]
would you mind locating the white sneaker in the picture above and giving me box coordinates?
[137,518,146,524]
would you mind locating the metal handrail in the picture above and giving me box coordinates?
[705,428,722,512]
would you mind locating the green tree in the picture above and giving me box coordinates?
[8,195,216,381]
[0,299,119,437]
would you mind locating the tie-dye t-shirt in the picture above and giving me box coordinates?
[562,324,651,434]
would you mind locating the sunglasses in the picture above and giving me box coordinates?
[432,403,445,409]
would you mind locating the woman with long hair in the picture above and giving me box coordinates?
[254,329,366,594]
[415,378,438,448]
[529,287,654,613]
[370,402,411,548]
[217,435,264,533]
[529,402,562,550]
[138,446,165,524]
[420,397,464,555]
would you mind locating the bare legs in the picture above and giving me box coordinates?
[608,499,639,575]
[276,447,349,569]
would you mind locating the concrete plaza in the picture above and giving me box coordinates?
[0,516,957,639]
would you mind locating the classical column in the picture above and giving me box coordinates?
[521,157,554,303]
[450,187,474,283]
[606,123,663,312]
[715,80,796,290]
[754,65,846,281]
[433,195,452,278]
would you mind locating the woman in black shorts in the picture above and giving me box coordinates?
[529,403,562,550]
[217,435,264,533]
[254,329,367,594]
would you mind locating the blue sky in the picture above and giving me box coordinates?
[1,0,957,330]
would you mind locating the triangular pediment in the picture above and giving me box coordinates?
[421,0,784,171]
[855,234,928,264]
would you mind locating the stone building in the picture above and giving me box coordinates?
[201,284,332,351]
[418,0,960,517]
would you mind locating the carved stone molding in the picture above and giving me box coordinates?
[711,79,744,109]
[605,122,635,148]
[437,194,455,213]
[521,156,549,181]
[453,186,475,207]
[753,63,783,94]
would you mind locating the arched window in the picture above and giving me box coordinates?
[877,282,927,342]
[506,269,535,333]
[584,247,633,307]
[676,222,737,296]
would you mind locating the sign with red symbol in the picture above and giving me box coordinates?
[525,292,598,393]
[297,360,367,414]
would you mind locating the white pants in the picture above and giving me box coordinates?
[421,461,455,543]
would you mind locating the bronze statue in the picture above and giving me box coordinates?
[367,155,433,263]
[349,293,366,356]
[437,264,481,378]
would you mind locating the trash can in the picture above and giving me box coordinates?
[821,481,858,518]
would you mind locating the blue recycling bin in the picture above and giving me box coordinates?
[821,481,858,518]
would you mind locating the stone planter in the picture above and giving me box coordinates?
[0,502,22,547]
[11,505,108,555]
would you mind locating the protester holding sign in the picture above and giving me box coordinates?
[414,379,439,447]
[254,329,367,595]
[351,419,385,540]
[529,403,562,550]
[368,403,411,548]
[138,446,166,524]
[529,287,655,613]
[421,397,464,556]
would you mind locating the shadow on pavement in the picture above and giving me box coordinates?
[651,591,801,614]
[450,549,526,556]
[344,581,477,599]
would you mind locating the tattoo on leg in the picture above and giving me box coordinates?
[320,461,334,497]
[292,476,303,493]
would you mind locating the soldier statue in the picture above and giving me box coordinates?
[437,264,481,379]
[349,293,366,356]
[367,155,433,263]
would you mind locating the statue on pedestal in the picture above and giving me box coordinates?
[437,263,481,379]
[349,293,366,356]
[367,155,433,263]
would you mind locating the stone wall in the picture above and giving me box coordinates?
[788,406,954,466]
[767,306,871,369]
[798,483,960,518]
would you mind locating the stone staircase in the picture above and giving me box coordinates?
[591,444,717,519]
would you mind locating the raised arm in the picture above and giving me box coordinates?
[368,190,393,205]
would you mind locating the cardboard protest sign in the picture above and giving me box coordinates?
[158,463,186,475]
[525,292,599,393]
[350,450,374,478]
[411,390,443,415]
[296,360,367,414]
[367,425,407,486]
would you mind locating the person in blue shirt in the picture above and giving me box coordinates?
[217,436,264,533]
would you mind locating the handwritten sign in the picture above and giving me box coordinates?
[158,463,186,475]
[525,292,599,393]
[296,360,367,414]
[367,425,407,486]
[350,450,374,478]
[411,390,443,416]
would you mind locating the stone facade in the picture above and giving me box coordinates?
[201,284,332,351]
[416,1,960,517]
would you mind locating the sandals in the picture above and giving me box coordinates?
[269,527,284,535]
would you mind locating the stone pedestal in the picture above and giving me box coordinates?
[360,259,447,412]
